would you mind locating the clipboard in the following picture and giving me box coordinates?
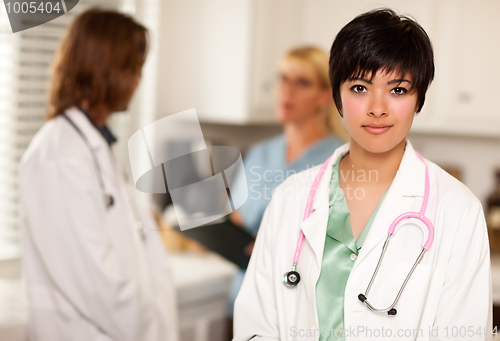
[178,219,255,269]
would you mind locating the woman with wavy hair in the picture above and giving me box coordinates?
[19,8,179,341]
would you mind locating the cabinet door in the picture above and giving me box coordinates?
[247,0,307,124]
[411,0,500,136]
[435,0,500,135]
[156,0,253,124]
[300,1,434,57]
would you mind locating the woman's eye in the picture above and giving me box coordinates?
[391,87,408,95]
[298,79,311,88]
[351,85,366,93]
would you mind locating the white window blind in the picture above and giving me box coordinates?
[0,0,160,260]
[0,3,20,260]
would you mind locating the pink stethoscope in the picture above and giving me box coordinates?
[282,151,435,316]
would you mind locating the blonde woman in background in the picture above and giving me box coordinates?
[227,46,346,323]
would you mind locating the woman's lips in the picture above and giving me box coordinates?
[362,125,392,135]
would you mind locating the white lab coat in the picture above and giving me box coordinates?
[19,107,179,341]
[234,140,492,341]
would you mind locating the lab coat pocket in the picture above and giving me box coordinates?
[389,262,444,341]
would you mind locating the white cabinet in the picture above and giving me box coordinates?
[170,252,237,341]
[156,0,310,124]
[247,0,306,124]
[155,0,252,124]
[155,0,259,124]
[299,0,434,49]
[411,0,500,136]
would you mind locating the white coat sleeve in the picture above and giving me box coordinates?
[233,195,280,341]
[20,158,166,341]
[432,201,493,340]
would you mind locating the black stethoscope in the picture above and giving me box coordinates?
[62,113,114,209]
[283,151,435,316]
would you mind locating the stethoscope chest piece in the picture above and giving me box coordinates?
[283,270,300,287]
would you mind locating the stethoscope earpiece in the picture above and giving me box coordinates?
[283,271,300,287]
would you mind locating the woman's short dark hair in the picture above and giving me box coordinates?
[329,8,434,114]
[47,8,148,121]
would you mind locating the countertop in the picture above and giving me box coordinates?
[0,251,237,341]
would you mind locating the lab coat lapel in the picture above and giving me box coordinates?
[65,108,149,254]
[352,140,426,269]
[65,107,108,151]
[64,107,115,175]
[300,143,351,268]
[64,107,120,205]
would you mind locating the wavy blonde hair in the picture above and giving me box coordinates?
[283,46,349,141]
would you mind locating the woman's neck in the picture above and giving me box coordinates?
[342,138,406,186]
[79,101,109,126]
[283,115,329,164]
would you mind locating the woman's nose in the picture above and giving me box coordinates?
[279,81,295,97]
[368,93,388,117]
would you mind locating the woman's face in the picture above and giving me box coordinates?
[118,72,142,112]
[275,57,329,124]
[340,69,418,154]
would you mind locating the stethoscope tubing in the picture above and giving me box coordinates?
[62,112,149,243]
[283,155,333,287]
[293,155,334,264]
[62,113,114,209]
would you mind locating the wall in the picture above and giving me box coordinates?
[408,132,500,206]
[199,122,282,156]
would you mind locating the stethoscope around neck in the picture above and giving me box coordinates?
[282,150,435,316]
[62,111,148,242]
[62,113,114,209]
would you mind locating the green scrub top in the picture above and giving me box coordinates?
[315,154,387,340]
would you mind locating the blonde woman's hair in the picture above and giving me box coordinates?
[283,46,349,141]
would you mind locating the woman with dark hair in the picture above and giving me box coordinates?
[19,8,179,341]
[233,9,492,341]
